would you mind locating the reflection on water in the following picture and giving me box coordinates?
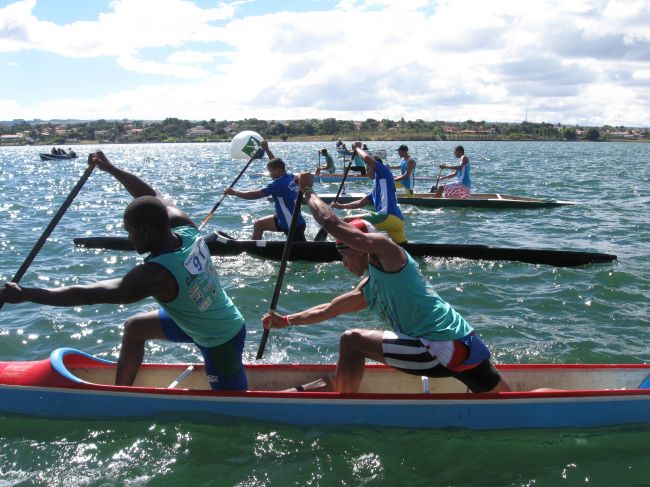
[0,141,649,484]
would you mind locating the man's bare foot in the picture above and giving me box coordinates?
[285,376,334,392]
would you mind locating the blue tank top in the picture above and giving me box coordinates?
[366,160,404,220]
[362,252,473,341]
[400,157,416,191]
[261,173,306,230]
[457,157,471,188]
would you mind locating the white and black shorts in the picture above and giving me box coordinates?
[381,330,502,392]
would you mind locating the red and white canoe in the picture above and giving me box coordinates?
[1,348,650,429]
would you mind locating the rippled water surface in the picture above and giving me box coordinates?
[0,141,649,486]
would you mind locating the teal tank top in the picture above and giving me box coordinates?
[362,252,473,341]
[146,226,244,347]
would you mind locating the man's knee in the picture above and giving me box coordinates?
[122,314,160,343]
[122,316,144,342]
[339,328,367,351]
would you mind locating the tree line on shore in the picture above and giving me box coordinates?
[2,117,647,145]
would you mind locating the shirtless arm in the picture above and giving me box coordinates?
[0,263,175,306]
[224,188,265,200]
[331,195,371,209]
[91,151,194,228]
[297,173,406,272]
[394,159,415,182]
[261,139,275,160]
[263,282,368,329]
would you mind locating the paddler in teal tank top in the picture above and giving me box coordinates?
[262,172,510,395]
[0,152,247,391]
[363,253,473,341]
[145,225,244,348]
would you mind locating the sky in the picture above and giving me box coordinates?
[0,0,649,125]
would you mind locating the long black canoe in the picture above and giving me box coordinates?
[73,233,617,267]
[319,192,575,209]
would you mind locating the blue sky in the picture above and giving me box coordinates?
[1,0,649,125]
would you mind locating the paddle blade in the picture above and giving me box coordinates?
[230,131,263,160]
[314,227,328,241]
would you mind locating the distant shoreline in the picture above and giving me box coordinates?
[1,137,649,148]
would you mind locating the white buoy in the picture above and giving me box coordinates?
[230,130,263,160]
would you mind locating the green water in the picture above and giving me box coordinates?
[0,141,649,486]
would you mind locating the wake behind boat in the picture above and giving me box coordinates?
[1,347,650,429]
[319,192,576,209]
[73,231,617,267]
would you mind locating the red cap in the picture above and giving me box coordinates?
[335,219,375,249]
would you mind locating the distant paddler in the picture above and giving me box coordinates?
[433,145,471,198]
[225,139,306,241]
[0,152,248,391]
[262,172,511,394]
[389,144,417,196]
[348,147,367,176]
[315,148,336,175]
[330,142,407,244]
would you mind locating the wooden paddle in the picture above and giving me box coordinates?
[198,146,264,230]
[256,190,305,360]
[313,155,354,241]
[0,163,95,312]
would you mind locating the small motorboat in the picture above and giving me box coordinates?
[39,153,78,161]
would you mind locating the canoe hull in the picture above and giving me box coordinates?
[1,349,650,430]
[73,233,617,267]
[319,192,575,209]
[3,384,650,430]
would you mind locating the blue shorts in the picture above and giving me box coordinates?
[159,309,248,391]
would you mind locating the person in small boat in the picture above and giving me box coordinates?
[58,148,67,155]
[225,139,306,241]
[389,144,417,196]
[51,147,57,155]
[315,148,336,175]
[263,173,511,394]
[0,151,248,391]
[68,148,77,158]
[336,138,343,149]
[330,143,407,244]
[433,145,471,198]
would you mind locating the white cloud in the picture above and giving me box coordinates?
[1,0,649,125]
[166,49,219,64]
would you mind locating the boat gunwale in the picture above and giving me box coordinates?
[3,350,649,401]
[2,381,650,402]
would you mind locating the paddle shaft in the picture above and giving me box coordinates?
[256,190,305,360]
[198,147,264,230]
[0,164,95,312]
[431,167,443,193]
[333,156,354,201]
[313,156,354,241]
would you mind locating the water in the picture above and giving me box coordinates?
[0,141,649,486]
